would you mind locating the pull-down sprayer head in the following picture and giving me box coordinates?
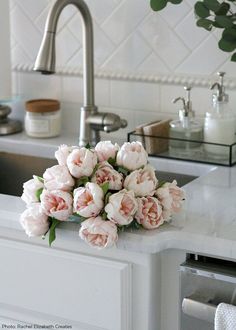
[34,32,56,74]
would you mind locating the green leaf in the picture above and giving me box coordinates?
[157,180,166,188]
[124,220,142,231]
[107,157,116,166]
[222,27,236,42]
[203,0,220,12]
[91,163,99,178]
[194,2,210,18]
[76,176,89,187]
[133,221,142,230]
[231,52,236,61]
[101,211,107,220]
[36,176,44,183]
[49,218,60,247]
[117,166,129,176]
[150,0,168,11]
[101,182,109,195]
[212,20,223,28]
[105,192,112,205]
[215,3,230,16]
[215,15,234,28]
[169,0,183,4]
[196,18,213,31]
[36,187,43,201]
[218,37,236,52]
[68,214,86,223]
[85,143,91,149]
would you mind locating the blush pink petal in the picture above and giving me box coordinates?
[135,196,164,230]
[73,182,104,218]
[41,189,73,221]
[105,189,137,226]
[79,217,118,249]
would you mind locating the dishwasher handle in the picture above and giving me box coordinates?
[182,296,216,324]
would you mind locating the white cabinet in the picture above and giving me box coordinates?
[0,239,131,330]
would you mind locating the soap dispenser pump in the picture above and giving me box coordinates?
[204,72,236,158]
[169,86,203,150]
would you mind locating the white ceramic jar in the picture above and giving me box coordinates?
[204,102,236,158]
[204,111,235,156]
[25,99,61,138]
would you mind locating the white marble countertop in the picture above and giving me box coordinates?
[1,132,236,260]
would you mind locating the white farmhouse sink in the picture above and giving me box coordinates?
[0,152,200,197]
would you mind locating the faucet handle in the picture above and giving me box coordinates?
[88,112,127,133]
[120,119,128,128]
[104,119,127,132]
[103,114,127,133]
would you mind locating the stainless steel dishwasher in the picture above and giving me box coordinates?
[180,254,236,330]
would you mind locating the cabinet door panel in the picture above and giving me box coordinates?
[0,239,131,330]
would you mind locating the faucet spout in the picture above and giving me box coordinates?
[34,0,95,107]
[34,0,127,146]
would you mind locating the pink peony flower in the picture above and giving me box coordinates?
[124,164,157,197]
[20,203,49,237]
[67,147,97,178]
[116,141,148,171]
[73,182,104,218]
[21,175,44,205]
[91,162,123,190]
[41,189,73,221]
[105,189,137,226]
[95,141,119,162]
[43,165,75,191]
[135,196,164,230]
[55,144,78,166]
[79,216,118,249]
[163,180,185,213]
[156,180,185,221]
[155,186,172,221]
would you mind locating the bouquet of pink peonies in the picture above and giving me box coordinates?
[20,141,185,249]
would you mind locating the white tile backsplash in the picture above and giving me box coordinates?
[14,0,49,22]
[61,76,83,104]
[56,27,81,67]
[101,0,150,46]
[175,11,209,51]
[85,0,120,25]
[62,76,110,107]
[137,52,170,75]
[10,0,234,76]
[158,0,191,28]
[11,5,42,61]
[102,33,151,71]
[139,13,190,70]
[176,35,228,75]
[110,80,159,111]
[9,0,236,143]
[18,72,62,99]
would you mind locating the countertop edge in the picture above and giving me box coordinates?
[1,208,236,260]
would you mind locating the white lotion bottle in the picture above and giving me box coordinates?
[204,72,236,158]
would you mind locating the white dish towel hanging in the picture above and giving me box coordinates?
[215,303,236,330]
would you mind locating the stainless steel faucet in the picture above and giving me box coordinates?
[34,0,127,146]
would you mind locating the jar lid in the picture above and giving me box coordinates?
[25,99,60,113]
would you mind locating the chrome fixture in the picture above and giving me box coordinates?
[0,104,22,135]
[34,0,127,146]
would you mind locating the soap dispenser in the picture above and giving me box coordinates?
[169,86,203,150]
[204,72,236,158]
